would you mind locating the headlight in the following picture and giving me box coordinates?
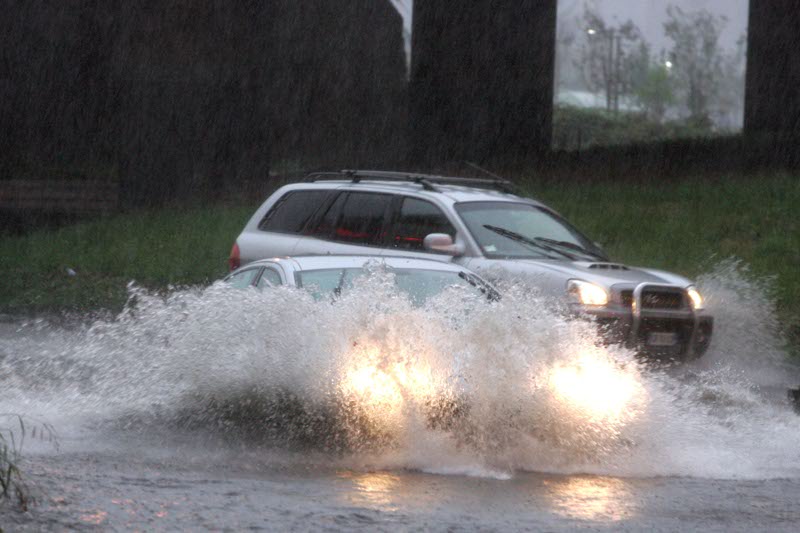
[686,286,704,310]
[339,341,435,421]
[567,280,608,306]
[549,352,643,424]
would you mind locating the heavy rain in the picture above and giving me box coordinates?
[1,1,800,531]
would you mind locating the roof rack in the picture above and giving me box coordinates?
[304,170,517,194]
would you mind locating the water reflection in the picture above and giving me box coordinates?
[338,471,402,511]
[79,510,109,525]
[545,476,637,522]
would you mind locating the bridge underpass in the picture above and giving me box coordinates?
[408,0,800,165]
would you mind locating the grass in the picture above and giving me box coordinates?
[0,415,58,511]
[1,173,798,345]
[1,204,255,313]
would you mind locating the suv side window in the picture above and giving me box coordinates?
[258,190,329,233]
[333,193,393,245]
[391,197,456,250]
[306,192,346,239]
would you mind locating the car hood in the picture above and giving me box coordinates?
[507,259,693,288]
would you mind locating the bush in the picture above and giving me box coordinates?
[552,104,719,151]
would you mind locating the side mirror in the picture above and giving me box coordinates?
[423,233,465,256]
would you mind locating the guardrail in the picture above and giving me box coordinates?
[0,180,119,214]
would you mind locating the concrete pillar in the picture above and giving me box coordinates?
[744,0,800,140]
[267,0,407,166]
[409,0,557,166]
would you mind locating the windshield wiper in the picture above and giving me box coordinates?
[482,225,576,260]
[458,271,501,301]
[533,237,606,260]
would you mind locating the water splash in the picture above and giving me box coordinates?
[0,260,798,480]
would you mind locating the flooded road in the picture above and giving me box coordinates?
[2,261,800,530]
[7,448,800,531]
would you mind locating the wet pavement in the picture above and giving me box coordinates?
[4,447,800,531]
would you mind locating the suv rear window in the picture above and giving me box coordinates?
[392,197,455,250]
[333,193,393,245]
[258,190,328,233]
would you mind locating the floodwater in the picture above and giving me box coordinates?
[2,260,800,531]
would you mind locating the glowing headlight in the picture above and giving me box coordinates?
[549,353,641,423]
[686,286,704,310]
[339,341,435,421]
[567,280,609,306]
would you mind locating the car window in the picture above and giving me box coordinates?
[258,190,329,233]
[456,202,599,259]
[390,269,474,305]
[257,267,282,289]
[391,197,455,250]
[227,267,261,288]
[306,192,346,239]
[295,269,345,299]
[295,267,481,305]
[333,193,393,245]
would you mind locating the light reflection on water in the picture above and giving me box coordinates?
[79,509,109,525]
[338,471,402,511]
[545,476,637,522]
[334,469,638,523]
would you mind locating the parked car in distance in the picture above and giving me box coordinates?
[222,254,499,304]
[230,170,713,361]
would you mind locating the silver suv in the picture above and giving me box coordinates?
[231,170,713,360]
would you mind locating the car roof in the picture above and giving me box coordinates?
[246,255,470,273]
[277,170,547,207]
[278,180,543,207]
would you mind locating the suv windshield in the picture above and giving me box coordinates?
[296,268,490,305]
[456,202,605,260]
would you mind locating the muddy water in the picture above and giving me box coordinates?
[2,260,800,530]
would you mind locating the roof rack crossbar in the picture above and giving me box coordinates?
[305,171,439,191]
[304,170,516,194]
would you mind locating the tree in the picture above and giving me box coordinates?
[576,6,643,113]
[663,6,727,123]
[635,64,676,121]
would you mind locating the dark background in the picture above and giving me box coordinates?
[0,0,798,210]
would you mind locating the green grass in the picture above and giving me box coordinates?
[1,173,798,346]
[0,205,255,313]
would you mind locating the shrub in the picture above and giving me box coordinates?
[0,415,58,511]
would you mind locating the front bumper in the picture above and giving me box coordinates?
[576,283,714,362]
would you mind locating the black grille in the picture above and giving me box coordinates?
[620,289,687,309]
[642,290,685,309]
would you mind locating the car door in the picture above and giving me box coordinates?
[380,195,462,263]
[292,191,396,256]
